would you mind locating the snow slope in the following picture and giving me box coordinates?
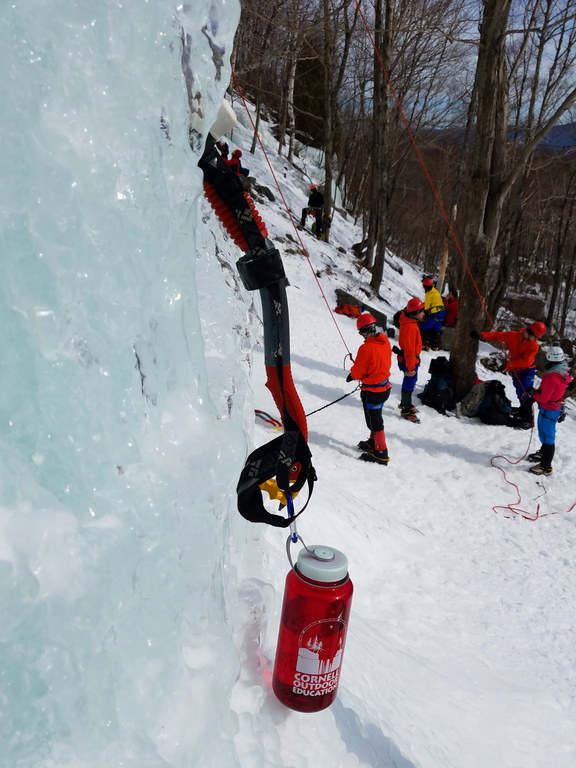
[223,100,576,768]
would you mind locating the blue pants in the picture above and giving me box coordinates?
[509,367,536,404]
[420,311,446,332]
[398,361,419,392]
[537,407,561,445]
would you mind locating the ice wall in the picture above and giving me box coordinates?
[0,1,248,766]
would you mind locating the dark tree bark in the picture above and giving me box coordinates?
[451,0,512,400]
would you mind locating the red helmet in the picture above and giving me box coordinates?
[422,278,434,287]
[356,313,377,330]
[232,149,242,157]
[407,298,424,313]
[529,321,546,338]
[309,184,317,190]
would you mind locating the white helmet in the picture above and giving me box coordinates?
[546,345,565,363]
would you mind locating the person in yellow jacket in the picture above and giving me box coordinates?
[346,313,392,465]
[420,277,445,350]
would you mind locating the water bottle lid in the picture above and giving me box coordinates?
[296,545,349,583]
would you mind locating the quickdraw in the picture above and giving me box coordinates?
[198,120,316,528]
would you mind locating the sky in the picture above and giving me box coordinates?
[1,2,576,768]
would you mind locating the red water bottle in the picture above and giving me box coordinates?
[272,544,353,712]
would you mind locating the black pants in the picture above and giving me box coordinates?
[361,389,390,433]
[300,206,323,234]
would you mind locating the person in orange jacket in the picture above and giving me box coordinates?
[470,320,546,425]
[346,313,392,465]
[396,298,425,422]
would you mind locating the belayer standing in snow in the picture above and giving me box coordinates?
[396,298,425,423]
[300,184,324,239]
[523,345,573,476]
[443,288,459,327]
[420,277,445,350]
[346,313,392,464]
[470,321,546,427]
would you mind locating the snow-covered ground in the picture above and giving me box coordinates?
[223,101,576,768]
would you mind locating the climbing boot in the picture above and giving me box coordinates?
[526,449,543,463]
[528,444,554,475]
[359,449,389,465]
[400,409,421,423]
[528,464,553,476]
[397,403,418,414]
[357,438,375,454]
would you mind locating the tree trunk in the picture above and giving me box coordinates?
[322,0,334,243]
[285,31,300,164]
[370,0,392,295]
[451,0,512,401]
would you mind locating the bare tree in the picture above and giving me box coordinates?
[451,0,576,399]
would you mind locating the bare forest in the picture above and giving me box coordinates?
[230,0,576,397]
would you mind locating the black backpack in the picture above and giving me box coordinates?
[393,309,402,328]
[476,380,513,425]
[417,356,455,415]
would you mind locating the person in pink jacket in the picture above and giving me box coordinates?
[525,346,573,476]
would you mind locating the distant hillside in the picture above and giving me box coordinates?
[425,122,576,154]
[537,121,576,152]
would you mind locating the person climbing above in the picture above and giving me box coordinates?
[396,298,424,423]
[226,148,250,177]
[470,320,546,427]
[443,288,459,327]
[523,345,573,475]
[300,184,324,238]
[346,313,392,465]
[420,277,446,350]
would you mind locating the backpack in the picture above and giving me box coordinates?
[459,382,487,417]
[393,309,402,328]
[334,303,362,318]
[417,356,455,414]
[476,380,513,425]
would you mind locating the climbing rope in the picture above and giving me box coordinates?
[231,68,353,360]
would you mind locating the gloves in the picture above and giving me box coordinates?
[392,345,401,355]
[470,330,481,340]
[346,373,354,383]
[521,387,535,405]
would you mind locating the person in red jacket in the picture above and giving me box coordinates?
[524,346,573,476]
[396,298,425,422]
[346,313,392,465]
[443,289,459,327]
[470,320,546,425]
[226,148,249,177]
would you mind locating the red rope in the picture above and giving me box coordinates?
[230,69,353,360]
[491,450,576,521]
